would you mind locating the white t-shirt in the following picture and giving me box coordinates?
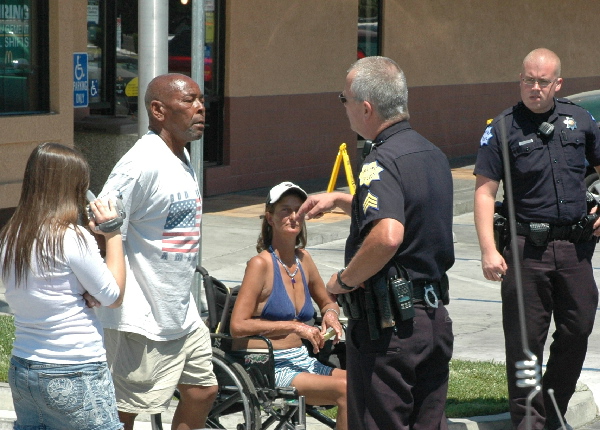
[3,227,121,363]
[96,132,202,341]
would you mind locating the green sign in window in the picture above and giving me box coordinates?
[0,0,48,114]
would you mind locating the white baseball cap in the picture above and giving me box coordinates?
[266,182,308,204]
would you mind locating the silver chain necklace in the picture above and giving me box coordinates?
[269,246,300,284]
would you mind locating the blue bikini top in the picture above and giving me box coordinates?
[260,251,314,322]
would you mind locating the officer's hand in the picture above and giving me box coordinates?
[326,273,347,295]
[296,194,336,221]
[593,216,600,237]
[481,249,507,282]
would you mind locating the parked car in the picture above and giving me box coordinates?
[565,90,600,197]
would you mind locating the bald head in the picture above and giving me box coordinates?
[144,73,195,113]
[520,48,563,113]
[143,73,205,156]
[522,48,561,78]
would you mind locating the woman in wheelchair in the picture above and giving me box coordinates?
[230,182,348,430]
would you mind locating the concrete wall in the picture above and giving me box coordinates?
[0,1,87,222]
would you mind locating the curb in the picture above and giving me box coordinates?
[0,382,596,429]
[447,382,598,430]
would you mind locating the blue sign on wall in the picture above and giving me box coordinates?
[73,53,88,108]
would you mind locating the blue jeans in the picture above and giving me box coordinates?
[9,356,122,430]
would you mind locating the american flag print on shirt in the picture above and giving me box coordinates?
[162,194,201,254]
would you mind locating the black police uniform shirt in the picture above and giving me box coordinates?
[475,98,600,225]
[344,121,455,282]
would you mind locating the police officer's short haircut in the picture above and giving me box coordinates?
[348,56,409,122]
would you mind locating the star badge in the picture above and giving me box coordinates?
[563,117,577,130]
[359,161,385,187]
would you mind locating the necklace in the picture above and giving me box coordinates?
[269,246,300,284]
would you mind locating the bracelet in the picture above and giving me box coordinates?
[323,308,339,318]
[337,268,356,291]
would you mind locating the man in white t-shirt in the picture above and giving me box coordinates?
[96,73,217,430]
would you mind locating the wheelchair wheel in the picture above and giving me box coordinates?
[207,348,262,430]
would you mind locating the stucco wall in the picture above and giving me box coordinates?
[205,0,359,196]
[382,0,600,86]
[378,0,600,161]
[225,0,358,96]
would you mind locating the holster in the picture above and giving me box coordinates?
[338,289,364,320]
[570,213,599,244]
[493,213,508,253]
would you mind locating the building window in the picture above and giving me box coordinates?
[88,0,117,113]
[0,0,49,115]
[358,0,381,58]
[168,0,225,166]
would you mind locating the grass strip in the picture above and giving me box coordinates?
[0,315,509,418]
[446,358,509,418]
[0,314,14,383]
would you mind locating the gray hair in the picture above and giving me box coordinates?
[348,56,409,122]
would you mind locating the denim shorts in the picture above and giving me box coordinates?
[9,356,123,430]
[273,345,333,387]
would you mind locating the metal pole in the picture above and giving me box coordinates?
[137,0,169,137]
[190,0,207,316]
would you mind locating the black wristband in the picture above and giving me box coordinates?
[337,268,356,291]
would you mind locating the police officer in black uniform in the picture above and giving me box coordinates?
[297,56,455,430]
[474,48,600,430]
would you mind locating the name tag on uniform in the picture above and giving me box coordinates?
[518,139,533,146]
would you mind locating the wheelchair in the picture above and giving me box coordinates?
[150,266,346,430]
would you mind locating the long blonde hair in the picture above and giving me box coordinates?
[0,142,91,285]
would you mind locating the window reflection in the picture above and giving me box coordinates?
[358,0,380,58]
[0,0,48,114]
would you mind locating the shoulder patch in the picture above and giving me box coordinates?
[359,161,385,187]
[480,126,493,146]
[362,190,379,214]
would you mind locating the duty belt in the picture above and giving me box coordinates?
[515,221,572,242]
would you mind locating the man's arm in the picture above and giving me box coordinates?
[326,218,403,294]
[296,192,353,220]
[474,174,507,281]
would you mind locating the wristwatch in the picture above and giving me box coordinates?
[337,268,356,291]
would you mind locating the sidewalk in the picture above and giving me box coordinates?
[0,160,598,429]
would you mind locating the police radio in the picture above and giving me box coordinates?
[538,122,554,138]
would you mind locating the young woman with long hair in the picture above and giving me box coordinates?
[0,142,125,430]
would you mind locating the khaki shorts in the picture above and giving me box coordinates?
[104,324,217,414]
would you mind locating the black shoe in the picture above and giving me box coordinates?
[544,415,573,430]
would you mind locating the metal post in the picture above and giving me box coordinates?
[137,0,169,137]
[190,0,207,316]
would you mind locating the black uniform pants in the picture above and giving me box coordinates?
[346,304,453,430]
[502,236,598,430]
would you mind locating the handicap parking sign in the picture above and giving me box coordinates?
[73,53,88,108]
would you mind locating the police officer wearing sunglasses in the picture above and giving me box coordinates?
[297,56,455,430]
